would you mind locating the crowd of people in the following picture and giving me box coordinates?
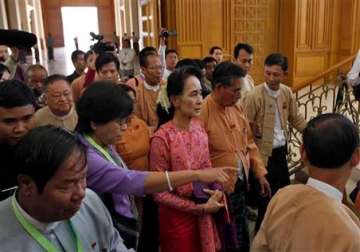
[0,31,360,252]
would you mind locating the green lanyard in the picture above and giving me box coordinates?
[84,135,117,165]
[12,197,84,252]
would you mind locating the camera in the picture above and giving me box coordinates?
[89,32,115,54]
[159,28,176,38]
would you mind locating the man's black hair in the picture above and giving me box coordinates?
[76,81,133,134]
[14,126,86,193]
[233,43,254,59]
[303,113,359,169]
[71,50,85,63]
[139,46,158,67]
[95,52,120,72]
[212,61,245,88]
[0,79,36,108]
[209,46,222,55]
[165,49,178,58]
[264,53,288,72]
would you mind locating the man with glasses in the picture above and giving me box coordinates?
[32,74,77,131]
[199,61,270,252]
[127,47,165,129]
[233,43,255,99]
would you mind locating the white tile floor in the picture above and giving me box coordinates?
[42,47,75,76]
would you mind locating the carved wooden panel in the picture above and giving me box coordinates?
[295,54,327,76]
[160,0,360,86]
[202,0,224,56]
[354,1,360,52]
[175,0,202,57]
[230,0,279,83]
[312,0,333,50]
[295,0,312,51]
[223,0,232,58]
[176,0,201,42]
[163,0,279,77]
[338,0,352,53]
[338,0,360,56]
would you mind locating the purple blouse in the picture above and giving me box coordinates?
[79,135,148,219]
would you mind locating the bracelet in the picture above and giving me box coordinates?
[165,170,173,191]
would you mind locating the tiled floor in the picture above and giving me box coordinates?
[42,47,74,76]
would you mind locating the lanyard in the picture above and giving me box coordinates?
[84,136,137,217]
[12,197,84,252]
[84,135,117,165]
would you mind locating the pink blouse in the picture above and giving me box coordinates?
[150,119,220,252]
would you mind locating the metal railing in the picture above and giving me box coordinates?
[288,54,358,175]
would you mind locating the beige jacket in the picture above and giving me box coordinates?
[252,184,360,252]
[32,106,78,131]
[243,83,306,163]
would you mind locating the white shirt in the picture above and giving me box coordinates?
[162,68,172,81]
[306,177,343,203]
[347,49,360,85]
[264,83,286,148]
[158,45,166,67]
[144,81,160,92]
[243,74,255,93]
[118,48,136,71]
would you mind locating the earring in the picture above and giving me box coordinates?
[90,121,97,131]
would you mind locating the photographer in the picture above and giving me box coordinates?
[71,32,121,102]
[158,28,178,79]
[118,34,136,80]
